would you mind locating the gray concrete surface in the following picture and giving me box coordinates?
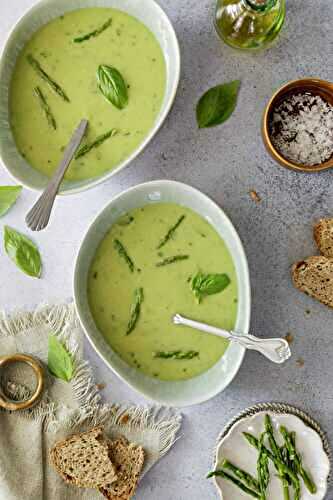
[1,0,333,498]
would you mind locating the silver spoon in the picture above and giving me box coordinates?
[25,119,88,231]
[173,314,291,364]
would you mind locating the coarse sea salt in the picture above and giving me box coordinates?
[270,92,333,166]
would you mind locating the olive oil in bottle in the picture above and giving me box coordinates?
[215,0,286,50]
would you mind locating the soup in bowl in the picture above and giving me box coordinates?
[74,181,250,406]
[0,0,180,193]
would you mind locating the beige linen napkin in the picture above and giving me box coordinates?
[0,303,182,500]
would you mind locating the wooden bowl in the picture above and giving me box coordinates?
[262,78,333,173]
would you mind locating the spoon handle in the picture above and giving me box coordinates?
[173,314,291,364]
[25,119,88,232]
[173,313,231,339]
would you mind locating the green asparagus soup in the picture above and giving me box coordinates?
[9,8,166,181]
[88,203,238,381]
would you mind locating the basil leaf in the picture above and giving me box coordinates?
[196,80,240,128]
[97,65,128,110]
[191,271,230,303]
[4,226,42,278]
[48,335,73,382]
[0,186,22,216]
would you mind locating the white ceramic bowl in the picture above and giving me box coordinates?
[0,0,180,194]
[74,180,251,406]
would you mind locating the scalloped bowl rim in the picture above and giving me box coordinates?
[214,411,330,499]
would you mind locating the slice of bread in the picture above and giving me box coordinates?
[99,436,145,500]
[292,256,333,308]
[50,426,117,489]
[314,218,333,258]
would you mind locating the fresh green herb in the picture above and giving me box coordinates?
[114,239,134,273]
[0,186,22,216]
[157,215,185,249]
[27,54,70,102]
[4,226,42,278]
[220,460,260,492]
[207,470,260,498]
[116,214,134,226]
[156,254,189,267]
[34,86,56,130]
[126,288,144,335]
[196,80,240,128]
[153,350,199,360]
[75,129,117,159]
[191,271,230,303]
[97,65,128,110]
[280,426,317,494]
[73,17,112,43]
[48,335,73,382]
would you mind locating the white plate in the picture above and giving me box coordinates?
[74,180,251,406]
[214,412,330,499]
[0,0,180,194]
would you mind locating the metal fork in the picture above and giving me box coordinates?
[25,119,88,231]
[173,314,291,364]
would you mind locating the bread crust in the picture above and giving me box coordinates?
[50,426,117,488]
[292,256,333,308]
[314,218,333,258]
[99,436,145,500]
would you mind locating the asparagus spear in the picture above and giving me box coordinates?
[75,129,117,159]
[34,86,56,130]
[280,445,293,485]
[243,432,299,485]
[221,459,260,492]
[264,415,290,500]
[153,350,199,360]
[126,288,143,335]
[156,254,189,267]
[280,426,317,494]
[114,239,134,273]
[257,434,269,500]
[157,215,185,249]
[279,439,300,500]
[288,432,301,500]
[207,470,260,498]
[27,54,69,102]
[73,17,112,43]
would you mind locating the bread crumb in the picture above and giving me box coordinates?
[249,190,261,203]
[120,413,130,425]
[96,383,106,391]
[284,333,294,344]
[296,357,304,367]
